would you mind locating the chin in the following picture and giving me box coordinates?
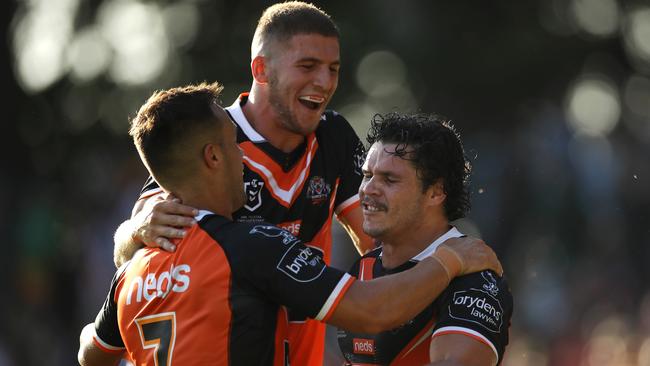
[362,224,385,239]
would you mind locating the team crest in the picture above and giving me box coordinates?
[306,176,331,205]
[244,179,264,211]
[482,271,500,296]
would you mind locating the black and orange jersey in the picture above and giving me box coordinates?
[138,93,366,365]
[139,94,365,258]
[92,211,355,365]
[337,228,513,366]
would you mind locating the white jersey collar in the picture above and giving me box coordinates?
[225,95,266,143]
[410,227,464,262]
[195,209,214,221]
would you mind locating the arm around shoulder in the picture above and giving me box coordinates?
[113,198,147,268]
[327,256,451,334]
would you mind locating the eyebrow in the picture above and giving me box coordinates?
[363,167,399,178]
[296,57,340,66]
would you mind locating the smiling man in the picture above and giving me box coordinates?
[337,112,513,365]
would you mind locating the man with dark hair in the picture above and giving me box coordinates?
[110,2,492,364]
[337,112,513,365]
[77,84,503,365]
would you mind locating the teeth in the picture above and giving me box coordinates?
[299,95,324,104]
[363,203,381,212]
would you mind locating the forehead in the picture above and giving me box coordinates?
[277,33,340,60]
[364,142,415,174]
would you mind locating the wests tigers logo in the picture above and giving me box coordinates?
[306,176,331,205]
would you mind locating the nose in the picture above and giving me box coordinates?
[359,176,378,198]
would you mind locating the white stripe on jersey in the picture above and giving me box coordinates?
[335,194,359,216]
[432,326,499,361]
[315,273,354,321]
[411,227,463,262]
[93,333,125,352]
[243,137,317,206]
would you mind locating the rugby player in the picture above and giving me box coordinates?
[78,83,503,365]
[337,112,513,365]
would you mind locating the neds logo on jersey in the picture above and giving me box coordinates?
[449,289,503,333]
[125,264,191,305]
[277,245,326,283]
[352,338,375,355]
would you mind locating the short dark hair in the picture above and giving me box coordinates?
[129,82,225,190]
[366,112,472,221]
[252,1,339,56]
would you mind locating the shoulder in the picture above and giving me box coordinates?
[316,110,356,136]
[449,270,512,304]
[443,270,513,331]
[202,218,300,251]
[451,270,511,294]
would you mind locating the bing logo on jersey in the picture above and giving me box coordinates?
[244,178,264,211]
[306,176,331,205]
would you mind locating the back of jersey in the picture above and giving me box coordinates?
[114,223,232,365]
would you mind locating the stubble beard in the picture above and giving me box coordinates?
[268,75,313,136]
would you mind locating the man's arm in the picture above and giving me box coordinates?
[113,195,198,267]
[428,334,497,366]
[337,205,375,255]
[78,323,123,366]
[327,242,502,334]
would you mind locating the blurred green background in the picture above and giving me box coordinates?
[4,0,650,365]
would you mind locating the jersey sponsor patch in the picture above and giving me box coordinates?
[249,225,298,245]
[278,220,301,236]
[244,178,264,211]
[277,243,326,283]
[449,289,504,333]
[353,338,375,355]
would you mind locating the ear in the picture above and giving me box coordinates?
[202,143,222,169]
[251,56,269,84]
[425,179,446,207]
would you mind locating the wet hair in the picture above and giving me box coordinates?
[129,82,225,190]
[252,1,339,57]
[366,112,471,221]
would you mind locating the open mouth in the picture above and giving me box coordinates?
[362,201,386,213]
[298,95,325,110]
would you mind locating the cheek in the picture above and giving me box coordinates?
[331,75,339,90]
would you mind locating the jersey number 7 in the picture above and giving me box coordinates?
[135,312,177,366]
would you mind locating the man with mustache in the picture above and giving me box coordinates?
[337,112,513,365]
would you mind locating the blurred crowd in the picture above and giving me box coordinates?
[4,0,650,365]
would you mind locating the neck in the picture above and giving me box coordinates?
[380,218,450,269]
[176,186,234,221]
[245,86,305,153]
